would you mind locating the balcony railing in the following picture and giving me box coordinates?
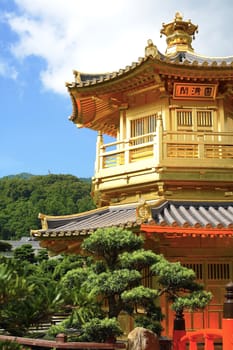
[95,131,233,173]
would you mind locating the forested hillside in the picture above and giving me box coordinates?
[0,174,95,240]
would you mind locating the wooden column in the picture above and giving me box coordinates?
[95,131,103,173]
[155,113,163,164]
[173,309,186,350]
[222,282,233,350]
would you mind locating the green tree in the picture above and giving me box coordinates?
[0,174,95,240]
[78,227,163,337]
[36,248,49,262]
[0,256,63,336]
[13,244,36,263]
[81,228,155,315]
[0,262,35,335]
[56,227,211,340]
[0,226,212,340]
[150,255,212,315]
[46,228,162,341]
[0,240,12,252]
[52,254,93,280]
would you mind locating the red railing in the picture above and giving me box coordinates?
[179,329,223,350]
[175,282,233,350]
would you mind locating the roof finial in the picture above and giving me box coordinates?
[175,11,183,21]
[160,12,198,56]
[145,39,158,58]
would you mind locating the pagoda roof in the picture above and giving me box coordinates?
[64,13,233,136]
[67,50,233,92]
[67,43,233,136]
[32,204,139,238]
[65,13,233,135]
[31,200,233,244]
[69,51,233,89]
[151,200,233,228]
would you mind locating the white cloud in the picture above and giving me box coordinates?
[3,0,233,95]
[5,0,138,94]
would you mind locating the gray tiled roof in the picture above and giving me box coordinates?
[35,204,139,237]
[170,51,233,65]
[72,58,147,87]
[151,201,233,228]
[32,201,233,239]
[70,50,233,88]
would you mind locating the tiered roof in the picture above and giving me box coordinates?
[67,13,233,136]
[32,201,233,245]
[31,13,233,254]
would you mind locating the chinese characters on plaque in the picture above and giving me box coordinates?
[173,83,217,100]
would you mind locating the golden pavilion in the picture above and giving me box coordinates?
[31,13,233,336]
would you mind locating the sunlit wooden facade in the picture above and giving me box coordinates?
[32,13,233,336]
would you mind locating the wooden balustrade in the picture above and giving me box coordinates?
[0,334,126,349]
[179,329,223,350]
[95,131,233,172]
[176,282,233,350]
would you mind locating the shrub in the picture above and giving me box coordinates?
[79,318,123,342]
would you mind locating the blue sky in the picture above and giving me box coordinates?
[1,0,233,179]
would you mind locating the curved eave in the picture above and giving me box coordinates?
[32,221,139,239]
[38,206,110,230]
[67,52,233,134]
[68,56,163,134]
[67,56,150,90]
[69,92,120,136]
[33,204,139,236]
[31,219,140,257]
[31,219,140,256]
[67,52,233,91]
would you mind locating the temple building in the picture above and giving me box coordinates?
[31,13,233,336]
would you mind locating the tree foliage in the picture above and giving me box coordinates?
[78,227,211,337]
[80,227,164,335]
[0,224,212,340]
[150,255,212,313]
[0,261,36,335]
[13,244,36,263]
[0,241,12,251]
[0,255,63,336]
[0,174,95,239]
[47,228,165,340]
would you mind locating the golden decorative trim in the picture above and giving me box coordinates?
[136,201,152,221]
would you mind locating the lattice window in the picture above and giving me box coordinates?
[197,110,213,128]
[207,263,230,280]
[130,114,156,145]
[177,110,192,127]
[176,108,213,131]
[182,263,203,280]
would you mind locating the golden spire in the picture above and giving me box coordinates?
[160,12,198,55]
